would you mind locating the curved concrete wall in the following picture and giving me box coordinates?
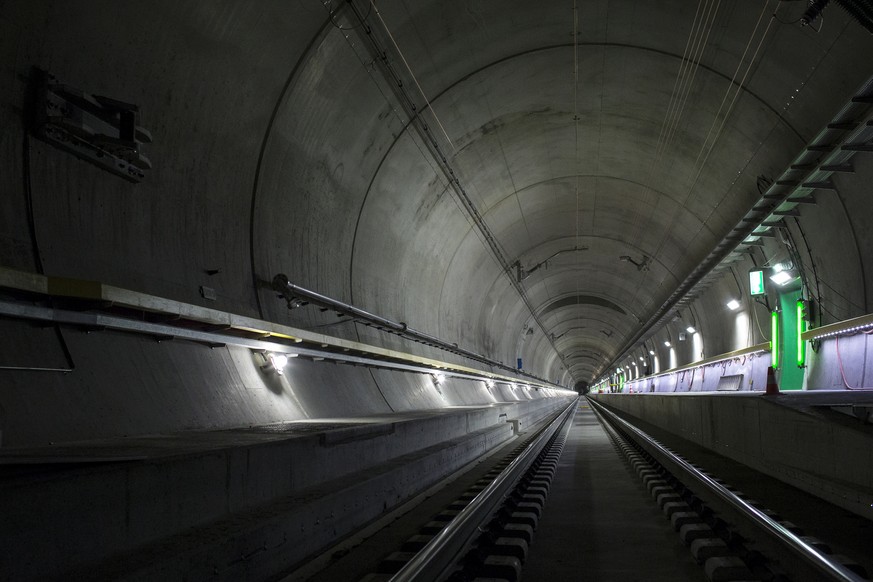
[1,1,873,445]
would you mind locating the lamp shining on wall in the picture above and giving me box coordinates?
[263,352,296,375]
[726,299,741,311]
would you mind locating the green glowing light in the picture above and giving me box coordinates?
[797,299,807,367]
[771,310,779,369]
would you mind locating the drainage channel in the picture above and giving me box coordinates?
[588,398,870,582]
[350,399,577,582]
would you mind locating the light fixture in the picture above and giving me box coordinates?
[486,379,495,389]
[797,299,807,367]
[265,352,296,375]
[770,270,793,286]
[664,340,671,347]
[726,299,741,311]
[639,356,644,361]
[686,326,697,334]
[649,349,655,355]
[771,311,780,368]
[433,373,446,385]
[811,321,873,339]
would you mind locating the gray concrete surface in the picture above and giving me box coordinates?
[592,392,873,520]
[0,397,572,581]
[523,402,706,581]
[2,1,873,579]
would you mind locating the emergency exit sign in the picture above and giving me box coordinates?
[749,270,765,296]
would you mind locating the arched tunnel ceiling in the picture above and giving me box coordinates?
[253,0,873,385]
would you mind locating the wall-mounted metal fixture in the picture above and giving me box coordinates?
[513,246,588,282]
[619,255,651,272]
[550,326,586,341]
[31,68,152,182]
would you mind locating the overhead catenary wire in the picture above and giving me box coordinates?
[368,0,456,152]
[338,0,572,378]
[627,0,718,249]
[607,1,782,380]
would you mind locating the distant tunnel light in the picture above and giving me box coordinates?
[726,299,741,311]
[664,340,671,347]
[686,326,697,334]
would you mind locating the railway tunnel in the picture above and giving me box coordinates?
[2,1,873,580]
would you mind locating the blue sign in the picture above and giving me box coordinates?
[517,358,523,369]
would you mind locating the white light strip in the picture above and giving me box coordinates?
[803,312,873,341]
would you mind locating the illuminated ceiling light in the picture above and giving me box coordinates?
[639,356,644,361]
[726,299,741,311]
[770,270,793,286]
[486,379,495,389]
[649,349,655,355]
[433,373,446,385]
[686,326,697,334]
[664,340,672,347]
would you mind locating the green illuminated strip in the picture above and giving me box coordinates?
[797,300,806,367]
[771,311,779,368]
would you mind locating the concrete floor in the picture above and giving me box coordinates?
[523,402,705,581]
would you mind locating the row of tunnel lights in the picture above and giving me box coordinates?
[615,266,799,374]
[263,353,536,391]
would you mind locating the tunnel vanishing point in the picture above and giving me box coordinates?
[2,1,873,580]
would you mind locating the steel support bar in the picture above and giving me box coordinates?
[272,274,556,386]
[588,399,867,582]
[390,398,578,582]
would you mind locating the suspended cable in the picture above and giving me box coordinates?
[369,0,456,151]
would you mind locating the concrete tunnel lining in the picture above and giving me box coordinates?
[3,1,873,577]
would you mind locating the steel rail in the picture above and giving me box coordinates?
[272,274,560,387]
[389,398,578,582]
[587,397,867,582]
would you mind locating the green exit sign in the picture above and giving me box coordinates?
[749,270,765,296]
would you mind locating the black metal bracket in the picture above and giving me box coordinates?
[31,68,152,182]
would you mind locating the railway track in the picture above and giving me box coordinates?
[297,398,870,582]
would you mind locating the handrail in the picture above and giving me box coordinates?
[272,274,561,387]
[390,398,578,582]
[587,398,867,582]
